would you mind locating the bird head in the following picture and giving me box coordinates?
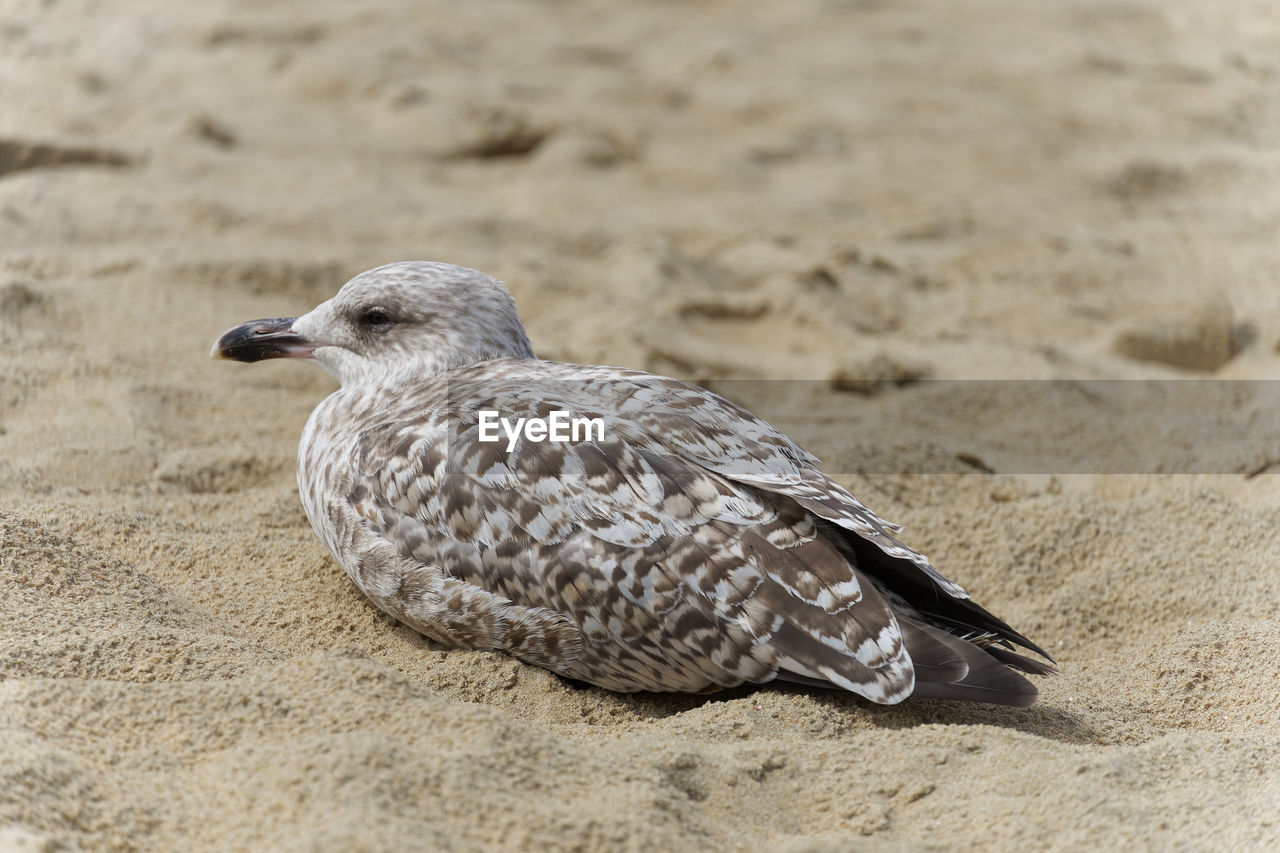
[211,261,535,386]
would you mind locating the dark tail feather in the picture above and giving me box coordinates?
[905,621,1039,707]
[899,619,968,683]
[926,596,1054,662]
[985,644,1059,677]
[826,520,1054,663]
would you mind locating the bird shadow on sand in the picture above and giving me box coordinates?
[391,626,1097,745]
[815,691,1100,746]
[577,680,1100,746]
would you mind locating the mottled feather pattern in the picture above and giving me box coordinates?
[251,262,1053,707]
[299,360,915,700]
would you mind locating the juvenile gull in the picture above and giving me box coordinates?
[213,261,1053,705]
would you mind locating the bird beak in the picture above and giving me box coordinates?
[210,317,320,362]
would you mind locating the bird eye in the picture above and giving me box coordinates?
[360,307,392,329]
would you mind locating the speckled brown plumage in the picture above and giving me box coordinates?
[216,261,1053,706]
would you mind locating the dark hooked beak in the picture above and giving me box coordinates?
[211,317,319,362]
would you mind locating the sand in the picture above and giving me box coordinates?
[2,0,1279,849]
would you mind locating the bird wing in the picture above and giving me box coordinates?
[601,369,1049,663]
[344,364,921,702]
[592,369,973,599]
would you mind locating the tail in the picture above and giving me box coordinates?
[814,518,1056,706]
[901,619,1051,707]
[771,617,1054,706]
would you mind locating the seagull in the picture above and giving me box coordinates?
[213,261,1053,705]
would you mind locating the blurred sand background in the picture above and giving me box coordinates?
[3,0,1280,849]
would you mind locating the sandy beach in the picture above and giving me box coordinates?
[2,0,1278,849]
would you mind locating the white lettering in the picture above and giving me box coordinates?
[477,410,500,443]
[573,416,605,443]
[475,409,607,452]
[501,417,525,453]
[548,410,569,442]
